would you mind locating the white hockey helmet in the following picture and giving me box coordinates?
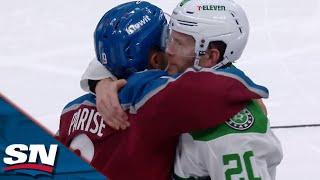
[169,0,249,69]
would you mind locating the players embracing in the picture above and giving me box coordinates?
[57,0,282,179]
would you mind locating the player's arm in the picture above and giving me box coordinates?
[56,113,67,145]
[173,138,210,180]
[138,71,266,134]
[80,58,128,130]
[94,78,128,130]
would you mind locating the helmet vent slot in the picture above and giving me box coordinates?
[177,20,197,26]
[178,20,197,24]
[179,22,197,26]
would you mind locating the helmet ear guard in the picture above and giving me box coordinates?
[94,1,167,79]
[170,0,249,69]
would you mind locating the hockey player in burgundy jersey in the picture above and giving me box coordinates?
[58,1,270,180]
[59,68,268,180]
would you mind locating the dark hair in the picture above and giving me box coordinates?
[208,41,227,63]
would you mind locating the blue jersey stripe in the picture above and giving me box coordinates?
[119,66,269,113]
[215,67,269,98]
[63,93,96,110]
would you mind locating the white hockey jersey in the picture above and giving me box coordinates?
[174,101,283,180]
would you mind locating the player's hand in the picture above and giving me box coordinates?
[255,99,267,116]
[95,78,129,130]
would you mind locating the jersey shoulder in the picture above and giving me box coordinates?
[62,93,96,115]
[191,100,269,141]
[119,70,169,112]
[206,65,269,98]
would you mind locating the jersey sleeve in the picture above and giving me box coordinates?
[136,71,264,135]
[80,58,117,92]
[56,113,66,145]
[173,134,209,179]
[57,106,72,146]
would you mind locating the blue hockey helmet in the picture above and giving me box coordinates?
[94,1,167,79]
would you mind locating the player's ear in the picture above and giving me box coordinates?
[200,48,220,68]
[149,51,162,69]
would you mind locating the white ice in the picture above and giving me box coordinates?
[0,0,319,179]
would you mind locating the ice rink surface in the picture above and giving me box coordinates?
[1,0,319,179]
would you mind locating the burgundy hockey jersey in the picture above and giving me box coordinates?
[58,67,268,180]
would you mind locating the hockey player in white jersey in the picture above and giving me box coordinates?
[174,103,282,180]
[168,0,283,179]
[80,0,282,179]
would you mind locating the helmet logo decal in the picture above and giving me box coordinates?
[125,15,151,35]
[197,5,226,11]
[179,0,191,7]
[225,108,254,131]
[101,52,108,64]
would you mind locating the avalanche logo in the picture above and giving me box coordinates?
[3,144,58,175]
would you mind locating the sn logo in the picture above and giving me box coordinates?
[3,144,58,174]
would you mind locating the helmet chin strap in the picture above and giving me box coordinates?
[193,56,202,70]
[211,57,230,70]
[192,49,206,70]
[193,50,231,71]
